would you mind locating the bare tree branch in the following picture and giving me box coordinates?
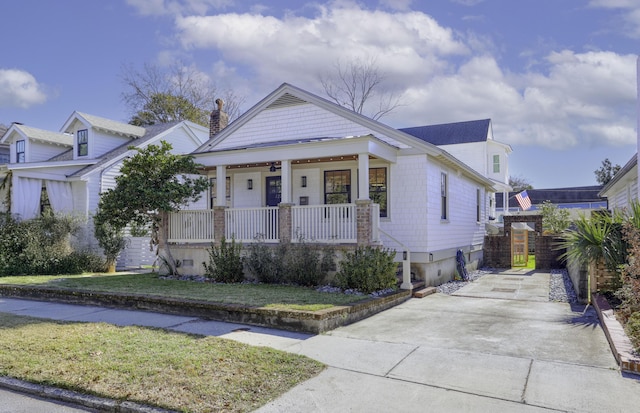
[120,62,245,126]
[319,56,404,121]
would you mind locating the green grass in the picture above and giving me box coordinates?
[0,313,324,412]
[0,272,369,310]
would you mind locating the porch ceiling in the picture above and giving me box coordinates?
[203,154,375,171]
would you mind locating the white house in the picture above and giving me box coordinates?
[599,154,638,211]
[166,83,502,287]
[0,113,209,268]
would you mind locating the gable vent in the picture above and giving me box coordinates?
[267,93,308,109]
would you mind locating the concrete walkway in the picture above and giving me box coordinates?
[1,270,640,412]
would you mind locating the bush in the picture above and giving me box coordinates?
[625,312,640,352]
[245,240,336,286]
[202,236,245,283]
[333,246,397,294]
[284,242,335,286]
[0,212,100,276]
[245,241,285,284]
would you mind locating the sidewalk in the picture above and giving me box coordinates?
[2,270,640,412]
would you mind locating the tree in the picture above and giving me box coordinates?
[594,158,622,185]
[509,175,533,192]
[319,56,403,120]
[121,62,244,127]
[93,141,210,274]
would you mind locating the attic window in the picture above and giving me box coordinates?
[492,154,500,173]
[77,129,88,156]
[16,140,25,163]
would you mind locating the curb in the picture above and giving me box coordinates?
[0,376,176,413]
[592,294,640,376]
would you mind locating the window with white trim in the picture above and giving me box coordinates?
[210,177,231,208]
[324,170,351,204]
[441,172,448,220]
[16,140,25,163]
[77,129,88,157]
[492,154,500,173]
[369,167,387,217]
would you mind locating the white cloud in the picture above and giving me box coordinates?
[588,0,640,38]
[0,69,47,109]
[166,3,636,151]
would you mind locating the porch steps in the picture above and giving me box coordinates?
[413,286,437,298]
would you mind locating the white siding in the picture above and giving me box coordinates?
[29,140,69,162]
[440,142,487,177]
[160,127,204,153]
[425,159,485,252]
[91,130,131,159]
[214,104,389,150]
[379,155,429,251]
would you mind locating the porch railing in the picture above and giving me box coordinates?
[225,207,279,242]
[168,210,215,243]
[291,204,357,243]
[167,203,378,244]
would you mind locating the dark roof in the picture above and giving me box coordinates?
[399,119,491,145]
[496,186,606,208]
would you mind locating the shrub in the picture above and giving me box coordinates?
[625,312,640,352]
[284,241,335,286]
[540,201,570,234]
[334,246,397,294]
[245,241,285,284]
[202,236,244,283]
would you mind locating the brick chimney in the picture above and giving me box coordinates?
[209,98,229,139]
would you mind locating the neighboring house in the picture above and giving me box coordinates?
[166,83,499,287]
[0,113,209,268]
[495,186,607,220]
[599,153,638,212]
[399,119,512,220]
[0,124,8,164]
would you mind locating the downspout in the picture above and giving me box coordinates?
[378,227,412,290]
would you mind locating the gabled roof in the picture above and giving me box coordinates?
[67,121,184,178]
[599,153,638,197]
[61,112,146,138]
[399,119,491,145]
[195,83,494,189]
[0,123,73,146]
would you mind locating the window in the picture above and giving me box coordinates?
[440,172,448,220]
[476,189,481,222]
[369,167,387,217]
[324,170,351,204]
[16,140,25,163]
[77,129,88,156]
[210,177,231,207]
[492,154,500,173]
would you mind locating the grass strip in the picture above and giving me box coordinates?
[0,313,324,412]
[0,273,368,309]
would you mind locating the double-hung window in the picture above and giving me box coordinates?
[16,140,25,163]
[492,154,500,173]
[440,172,448,220]
[324,170,351,204]
[369,167,387,217]
[77,129,88,157]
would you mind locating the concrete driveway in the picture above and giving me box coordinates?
[254,271,640,412]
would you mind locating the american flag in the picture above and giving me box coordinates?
[515,190,532,211]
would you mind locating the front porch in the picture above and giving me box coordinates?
[168,202,380,245]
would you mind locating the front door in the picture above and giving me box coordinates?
[266,176,281,206]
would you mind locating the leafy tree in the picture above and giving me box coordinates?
[509,175,533,192]
[539,201,570,234]
[319,56,403,120]
[121,62,244,126]
[94,141,210,274]
[594,158,621,185]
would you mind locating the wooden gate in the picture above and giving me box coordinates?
[511,229,528,267]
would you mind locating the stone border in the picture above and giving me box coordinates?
[592,293,640,376]
[0,285,411,334]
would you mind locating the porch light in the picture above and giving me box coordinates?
[429,253,433,262]
[269,162,281,172]
[247,179,253,190]
[301,176,307,187]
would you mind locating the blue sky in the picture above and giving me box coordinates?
[1,0,638,189]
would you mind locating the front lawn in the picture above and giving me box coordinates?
[0,313,324,412]
[0,272,369,310]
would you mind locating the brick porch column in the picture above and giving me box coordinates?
[213,206,226,245]
[279,203,293,244]
[356,199,373,246]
